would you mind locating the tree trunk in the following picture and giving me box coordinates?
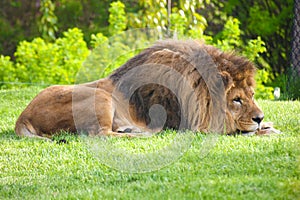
[291,0,300,76]
[288,0,300,99]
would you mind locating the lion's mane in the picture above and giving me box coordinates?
[109,40,257,133]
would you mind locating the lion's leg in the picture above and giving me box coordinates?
[91,88,154,138]
[89,90,136,138]
[116,126,154,137]
[103,130,136,137]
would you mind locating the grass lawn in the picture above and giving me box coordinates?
[0,87,299,199]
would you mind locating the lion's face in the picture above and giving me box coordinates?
[226,86,264,133]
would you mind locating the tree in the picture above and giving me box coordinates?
[38,0,57,41]
[203,0,294,76]
[289,0,300,99]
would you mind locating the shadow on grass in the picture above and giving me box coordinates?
[0,128,81,145]
[0,129,20,140]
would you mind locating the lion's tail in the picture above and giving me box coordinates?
[15,118,37,138]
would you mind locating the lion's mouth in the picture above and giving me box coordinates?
[238,129,256,136]
[237,123,260,135]
[239,122,281,136]
[239,124,261,135]
[240,130,257,136]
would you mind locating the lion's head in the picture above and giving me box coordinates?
[109,39,264,134]
[203,44,264,134]
[225,84,264,134]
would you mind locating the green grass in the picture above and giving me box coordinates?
[0,87,299,199]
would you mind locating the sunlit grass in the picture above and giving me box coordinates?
[0,87,299,199]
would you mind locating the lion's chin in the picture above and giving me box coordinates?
[238,124,259,136]
[240,130,257,136]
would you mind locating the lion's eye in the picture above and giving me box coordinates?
[233,97,242,104]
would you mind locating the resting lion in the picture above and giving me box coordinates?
[15,40,279,139]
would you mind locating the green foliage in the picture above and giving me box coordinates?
[54,0,112,40]
[85,32,133,79]
[244,37,267,62]
[90,32,109,49]
[0,0,279,99]
[202,0,295,99]
[178,0,208,29]
[0,56,15,88]
[248,4,277,36]
[78,30,159,83]
[129,0,168,30]
[108,1,127,35]
[214,17,267,59]
[14,28,89,85]
[78,32,130,82]
[288,78,300,100]
[210,17,272,99]
[214,0,293,76]
[38,0,58,41]
[215,17,241,50]
[170,0,208,36]
[169,9,187,36]
[127,0,208,37]
[0,0,294,87]
[286,69,300,100]
[254,70,274,99]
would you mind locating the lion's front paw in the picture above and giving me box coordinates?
[256,122,281,135]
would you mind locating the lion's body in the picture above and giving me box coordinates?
[15,40,266,138]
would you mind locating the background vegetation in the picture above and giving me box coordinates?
[0,0,298,99]
[0,2,299,199]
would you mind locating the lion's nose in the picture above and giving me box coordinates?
[252,114,264,124]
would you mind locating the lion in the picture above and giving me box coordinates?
[15,39,279,139]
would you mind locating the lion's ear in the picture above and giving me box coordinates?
[220,71,234,92]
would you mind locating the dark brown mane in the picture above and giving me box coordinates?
[202,44,256,86]
[109,39,256,86]
[108,39,257,132]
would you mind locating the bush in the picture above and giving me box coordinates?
[14,28,89,85]
[254,69,274,99]
[77,30,159,83]
[108,1,127,35]
[210,17,273,99]
[0,1,275,100]
[0,55,15,88]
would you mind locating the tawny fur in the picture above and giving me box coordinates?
[15,39,267,138]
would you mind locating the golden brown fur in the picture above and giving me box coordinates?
[15,39,268,138]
